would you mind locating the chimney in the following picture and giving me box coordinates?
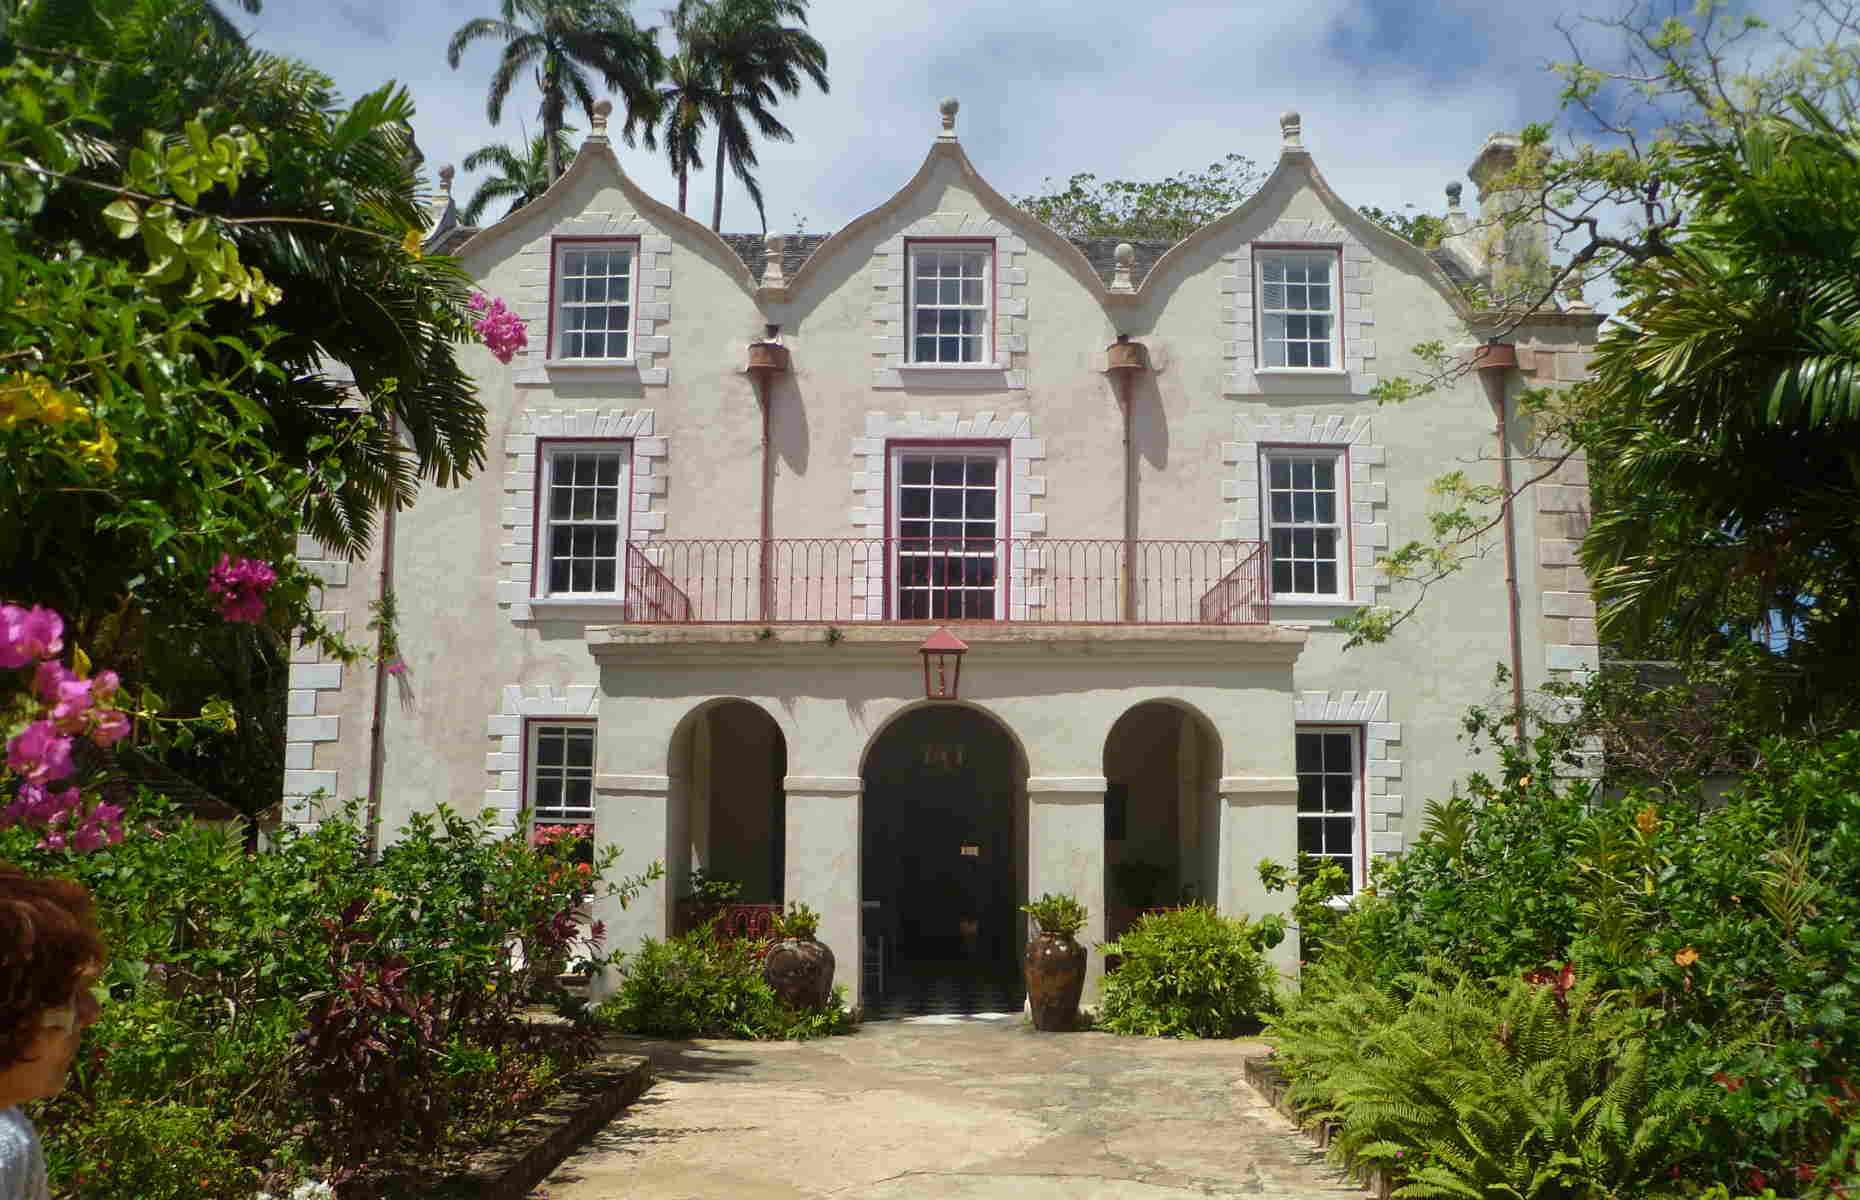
[1467,133,1552,302]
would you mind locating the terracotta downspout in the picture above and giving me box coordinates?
[1476,341,1527,743]
[746,331,790,621]
[1105,336,1149,621]
[365,497,397,858]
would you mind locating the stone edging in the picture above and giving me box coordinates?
[431,1052,653,1198]
[1241,1053,1389,1200]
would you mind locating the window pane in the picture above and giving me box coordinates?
[1270,459,1291,488]
[595,560,616,593]
[967,457,995,486]
[1325,732,1352,769]
[968,490,995,519]
[941,279,960,304]
[537,732,563,765]
[900,489,929,517]
[1293,460,1312,488]
[1316,562,1338,594]
[901,458,931,484]
[1298,775,1321,810]
[933,458,963,484]
[915,335,936,361]
[1298,820,1322,853]
[535,777,562,810]
[1314,530,1336,558]
[549,560,570,592]
[1296,732,1321,772]
[1315,494,1334,523]
[564,777,593,811]
[1308,341,1330,368]
[962,280,983,304]
[1308,285,1329,310]
[593,527,618,557]
[1271,493,1292,523]
[571,560,593,591]
[1294,562,1315,593]
[1293,493,1314,522]
[564,251,585,274]
[1325,775,1353,813]
[1325,817,1352,852]
[933,490,963,517]
[900,520,929,540]
[566,729,594,766]
[1272,561,1292,593]
[1288,342,1310,367]
[914,279,937,303]
[1314,460,1334,490]
[584,276,607,303]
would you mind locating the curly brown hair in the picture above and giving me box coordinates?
[0,864,106,1069]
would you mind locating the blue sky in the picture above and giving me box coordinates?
[234,0,1638,236]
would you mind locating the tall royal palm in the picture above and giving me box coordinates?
[653,37,719,215]
[460,127,579,223]
[447,0,663,185]
[679,0,827,231]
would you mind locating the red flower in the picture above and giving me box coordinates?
[1747,1170,1767,1192]
[1714,1072,1744,1092]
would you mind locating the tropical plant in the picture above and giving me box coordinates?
[460,125,579,223]
[446,0,662,185]
[1020,892,1087,938]
[596,922,849,1039]
[1098,905,1276,1038]
[1013,153,1264,243]
[774,900,819,940]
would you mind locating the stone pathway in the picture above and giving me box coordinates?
[534,1014,1361,1199]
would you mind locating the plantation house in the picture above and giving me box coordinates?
[292,100,1601,1011]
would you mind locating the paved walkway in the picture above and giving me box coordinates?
[535,1014,1361,1199]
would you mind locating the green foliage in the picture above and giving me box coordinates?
[459,125,579,224]
[1020,891,1086,939]
[1013,153,1264,243]
[1270,969,1704,1200]
[0,793,656,1191]
[1098,905,1275,1038]
[683,866,742,904]
[1258,853,1346,960]
[774,900,819,940]
[1358,204,1445,249]
[46,1098,262,1200]
[595,924,849,1040]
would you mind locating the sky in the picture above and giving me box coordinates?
[229,0,1749,237]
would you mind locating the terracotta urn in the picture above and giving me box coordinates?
[762,937,835,1010]
[746,341,790,374]
[1105,339,1148,372]
[1024,931,1087,1031]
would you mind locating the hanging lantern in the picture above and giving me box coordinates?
[918,627,968,700]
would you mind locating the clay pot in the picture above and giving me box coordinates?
[1023,931,1086,1031]
[746,341,790,374]
[1105,340,1148,372]
[762,937,835,1010]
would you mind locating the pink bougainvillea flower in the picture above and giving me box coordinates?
[91,670,120,702]
[89,707,131,748]
[469,295,528,364]
[7,720,74,785]
[0,604,64,668]
[206,554,277,624]
[468,291,490,313]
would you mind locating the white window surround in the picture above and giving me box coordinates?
[889,444,1008,620]
[1256,250,1341,371]
[1295,688,1403,861]
[535,441,631,600]
[1221,220,1377,395]
[508,218,672,387]
[485,684,599,836]
[870,214,1028,389]
[496,409,666,622]
[850,411,1046,620]
[549,240,638,363]
[281,532,351,827]
[1221,412,1387,610]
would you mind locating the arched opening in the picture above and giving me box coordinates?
[1102,701,1222,939]
[666,700,787,927]
[861,703,1026,1016]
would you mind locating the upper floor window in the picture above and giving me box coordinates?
[908,243,991,364]
[1263,447,1347,599]
[1256,250,1339,369]
[553,241,635,361]
[537,442,630,598]
[890,444,1004,619]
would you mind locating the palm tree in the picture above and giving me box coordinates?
[459,126,579,223]
[652,34,719,215]
[446,0,663,186]
[684,0,828,232]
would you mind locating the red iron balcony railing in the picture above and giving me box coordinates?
[616,538,1269,625]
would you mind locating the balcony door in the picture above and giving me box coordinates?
[890,445,1006,621]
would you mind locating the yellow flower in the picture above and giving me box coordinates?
[1635,807,1659,835]
[0,372,82,427]
[78,423,117,472]
[1675,946,1699,967]
[401,229,424,258]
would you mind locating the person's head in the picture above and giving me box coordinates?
[0,864,105,1108]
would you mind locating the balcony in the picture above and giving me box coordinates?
[621,538,1269,625]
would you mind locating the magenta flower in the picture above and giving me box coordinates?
[207,554,277,624]
[7,720,74,785]
[89,708,131,748]
[469,294,529,364]
[468,291,490,313]
[0,604,64,668]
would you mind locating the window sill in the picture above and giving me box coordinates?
[880,364,1023,391]
[523,599,637,622]
[1271,596,1359,608]
[543,358,638,370]
[1252,367,1348,377]
[515,358,664,387]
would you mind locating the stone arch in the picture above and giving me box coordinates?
[1101,699,1224,934]
[665,698,789,914]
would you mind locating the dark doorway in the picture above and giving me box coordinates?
[862,706,1020,978]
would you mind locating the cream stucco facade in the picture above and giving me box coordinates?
[293,102,1601,1014]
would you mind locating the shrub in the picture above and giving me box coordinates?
[596,924,850,1040]
[1098,905,1275,1037]
[46,1099,261,1200]
[1020,892,1087,938]
[774,901,820,940]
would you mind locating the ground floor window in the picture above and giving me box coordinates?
[528,721,595,865]
[1295,725,1359,891]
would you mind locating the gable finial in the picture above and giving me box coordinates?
[591,100,613,139]
[438,164,454,195]
[938,97,959,140]
[1279,110,1303,150]
[1445,180,1463,211]
[763,232,787,285]
[1111,242,1136,292]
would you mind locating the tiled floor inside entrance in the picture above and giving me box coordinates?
[862,959,1025,1021]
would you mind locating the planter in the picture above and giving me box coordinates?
[746,341,790,374]
[1023,931,1087,1031]
[1105,339,1148,372]
[762,936,835,1010]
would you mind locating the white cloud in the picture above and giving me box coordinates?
[242,0,1610,235]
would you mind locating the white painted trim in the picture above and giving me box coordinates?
[1222,223,1377,395]
[1220,776,1298,793]
[870,218,1028,389]
[496,409,665,622]
[1221,413,1388,605]
[850,413,1046,620]
[781,775,862,793]
[282,534,352,828]
[483,683,599,835]
[1026,775,1109,792]
[1294,688,1401,865]
[511,225,672,387]
[596,773,674,793]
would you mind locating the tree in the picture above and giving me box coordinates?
[685,0,827,233]
[653,17,721,215]
[1579,98,1860,689]
[459,126,579,223]
[1012,154,1264,243]
[1358,205,1445,249]
[446,0,661,186]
